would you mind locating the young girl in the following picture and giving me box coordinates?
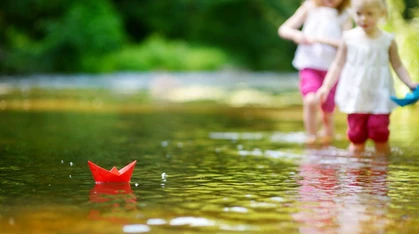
[317,0,418,153]
[278,0,352,145]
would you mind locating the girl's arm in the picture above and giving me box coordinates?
[389,39,418,90]
[341,18,354,31]
[315,38,341,48]
[317,40,347,102]
[315,18,353,48]
[278,1,310,44]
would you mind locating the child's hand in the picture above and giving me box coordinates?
[293,34,312,45]
[409,82,419,91]
[316,86,329,103]
[306,36,318,44]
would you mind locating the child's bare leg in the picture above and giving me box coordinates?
[349,143,365,153]
[375,142,390,155]
[303,93,319,144]
[320,111,334,145]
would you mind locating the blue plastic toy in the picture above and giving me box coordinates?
[391,85,419,107]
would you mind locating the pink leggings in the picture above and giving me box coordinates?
[299,68,337,113]
[347,113,390,144]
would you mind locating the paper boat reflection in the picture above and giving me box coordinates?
[89,183,136,204]
[88,183,137,223]
[88,160,136,183]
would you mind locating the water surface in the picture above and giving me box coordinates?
[1,74,419,234]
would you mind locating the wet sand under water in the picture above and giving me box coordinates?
[0,74,418,233]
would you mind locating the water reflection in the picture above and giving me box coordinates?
[0,80,418,233]
[88,183,137,224]
[294,150,389,233]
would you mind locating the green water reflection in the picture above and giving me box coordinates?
[0,88,419,234]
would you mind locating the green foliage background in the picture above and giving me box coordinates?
[0,0,417,74]
[387,0,419,87]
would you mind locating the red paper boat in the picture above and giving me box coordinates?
[88,160,136,183]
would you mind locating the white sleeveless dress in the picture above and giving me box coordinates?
[292,4,349,71]
[335,27,397,114]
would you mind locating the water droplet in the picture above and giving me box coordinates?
[0,100,7,110]
[23,99,30,110]
[161,141,168,147]
[147,218,167,225]
[69,175,72,178]
[69,162,73,166]
[135,183,139,187]
[122,224,150,233]
[223,207,248,213]
[169,217,215,226]
[61,160,64,164]
[161,173,167,180]
[271,197,285,202]
[92,98,103,109]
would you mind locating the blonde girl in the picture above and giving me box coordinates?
[317,0,418,153]
[278,0,352,145]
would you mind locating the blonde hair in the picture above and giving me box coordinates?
[352,0,388,17]
[352,0,387,9]
[378,0,389,18]
[375,0,388,9]
[312,0,351,14]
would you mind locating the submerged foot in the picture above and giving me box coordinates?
[348,143,365,154]
[305,135,317,147]
[318,129,334,146]
[319,135,333,146]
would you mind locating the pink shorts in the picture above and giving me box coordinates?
[299,68,337,113]
[347,113,390,144]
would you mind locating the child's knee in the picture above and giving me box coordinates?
[368,115,390,142]
[368,127,389,142]
[321,100,335,113]
[347,128,368,144]
[347,114,368,144]
[321,89,336,113]
[304,93,318,108]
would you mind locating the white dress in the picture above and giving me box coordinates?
[335,27,397,114]
[292,4,349,71]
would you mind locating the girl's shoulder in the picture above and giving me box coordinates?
[341,28,366,45]
[343,28,395,47]
[292,0,314,16]
[379,29,395,47]
[342,27,392,38]
[301,0,316,11]
[338,9,350,21]
[342,27,361,39]
[380,30,395,41]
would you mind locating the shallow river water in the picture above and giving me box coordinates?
[1,72,419,234]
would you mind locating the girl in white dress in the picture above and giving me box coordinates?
[278,0,352,145]
[317,0,418,154]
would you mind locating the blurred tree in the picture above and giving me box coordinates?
[0,0,125,73]
[0,0,417,74]
[403,0,419,19]
[112,0,301,71]
[43,0,125,72]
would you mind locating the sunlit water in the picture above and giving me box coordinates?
[0,73,419,234]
